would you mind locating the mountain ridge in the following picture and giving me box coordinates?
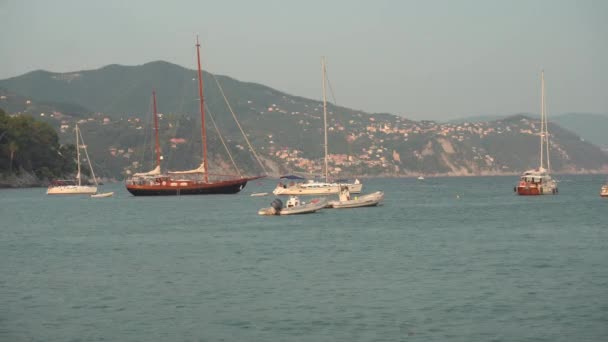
[1,62,607,179]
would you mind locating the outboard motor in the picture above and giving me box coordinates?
[270,198,283,214]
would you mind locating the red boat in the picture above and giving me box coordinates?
[126,174,262,196]
[125,38,264,196]
[515,168,557,196]
[515,71,558,196]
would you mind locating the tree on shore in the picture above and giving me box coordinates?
[0,108,76,181]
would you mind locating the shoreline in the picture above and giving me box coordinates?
[3,170,607,189]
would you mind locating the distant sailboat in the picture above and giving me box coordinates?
[47,124,98,195]
[273,57,362,196]
[601,183,608,198]
[515,71,558,196]
[125,38,264,196]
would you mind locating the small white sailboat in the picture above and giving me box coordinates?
[47,124,98,195]
[601,183,608,198]
[272,57,363,196]
[258,196,327,215]
[417,176,425,180]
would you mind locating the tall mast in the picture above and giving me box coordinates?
[195,36,209,182]
[79,127,98,187]
[321,57,329,183]
[152,90,161,169]
[544,73,551,173]
[539,70,545,170]
[76,124,81,186]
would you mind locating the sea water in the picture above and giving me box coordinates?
[1,175,607,341]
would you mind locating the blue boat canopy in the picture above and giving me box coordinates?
[280,175,306,180]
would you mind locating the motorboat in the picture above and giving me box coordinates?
[327,186,383,209]
[258,196,327,215]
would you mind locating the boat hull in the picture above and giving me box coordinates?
[91,192,114,198]
[273,182,362,196]
[516,183,557,196]
[47,185,98,195]
[259,198,327,215]
[126,178,249,196]
[327,191,384,208]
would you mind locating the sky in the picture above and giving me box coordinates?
[1,0,607,120]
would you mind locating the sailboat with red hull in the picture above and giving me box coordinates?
[515,71,558,196]
[125,38,263,196]
[126,177,252,196]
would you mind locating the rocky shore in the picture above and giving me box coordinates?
[0,171,45,188]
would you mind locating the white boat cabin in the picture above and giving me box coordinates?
[286,196,302,208]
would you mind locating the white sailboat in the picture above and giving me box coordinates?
[515,70,558,196]
[273,57,363,196]
[47,124,100,195]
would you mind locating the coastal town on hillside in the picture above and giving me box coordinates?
[4,92,594,179]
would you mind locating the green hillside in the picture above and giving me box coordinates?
[449,112,608,150]
[0,108,77,186]
[1,62,607,180]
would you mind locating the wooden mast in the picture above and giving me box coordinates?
[195,36,209,182]
[152,90,161,169]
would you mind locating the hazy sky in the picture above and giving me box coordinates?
[1,0,607,120]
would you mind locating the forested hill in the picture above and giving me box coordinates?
[0,108,76,187]
[1,62,607,179]
[0,61,264,118]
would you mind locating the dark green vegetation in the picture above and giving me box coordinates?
[0,108,76,186]
[1,62,607,180]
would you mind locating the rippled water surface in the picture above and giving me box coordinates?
[1,175,607,341]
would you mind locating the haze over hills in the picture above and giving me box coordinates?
[449,113,608,149]
[1,61,607,180]
[551,113,608,149]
